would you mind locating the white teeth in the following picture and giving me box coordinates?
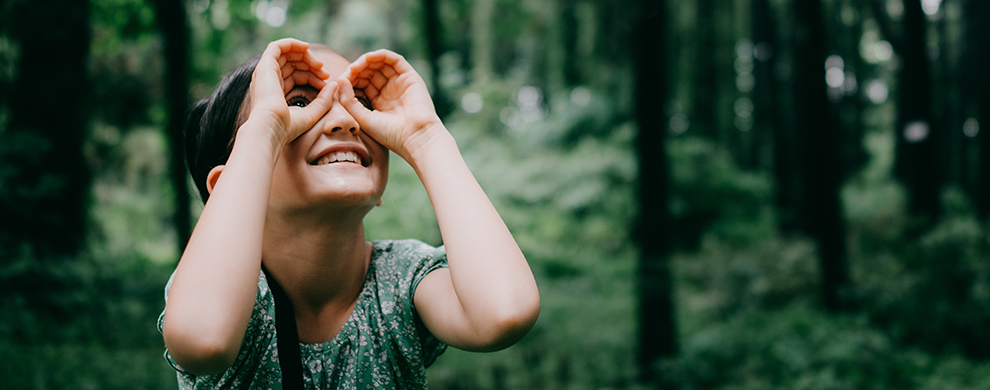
[317,151,361,165]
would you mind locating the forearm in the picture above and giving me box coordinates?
[163,122,280,374]
[408,127,540,340]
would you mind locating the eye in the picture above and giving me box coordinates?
[356,93,373,110]
[287,95,310,108]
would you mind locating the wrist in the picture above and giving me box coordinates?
[235,116,287,161]
[402,122,455,166]
[404,124,462,175]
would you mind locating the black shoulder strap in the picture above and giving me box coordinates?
[261,265,304,390]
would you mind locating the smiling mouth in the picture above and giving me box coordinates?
[312,151,368,167]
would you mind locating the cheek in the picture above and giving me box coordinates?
[378,156,389,193]
[270,150,306,190]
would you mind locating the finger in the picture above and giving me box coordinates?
[337,76,373,121]
[353,78,371,89]
[364,49,414,74]
[301,51,330,80]
[271,38,310,55]
[357,69,376,79]
[266,38,309,65]
[268,39,314,73]
[280,60,311,76]
[381,64,397,79]
[346,53,376,83]
[362,84,380,101]
[279,60,328,86]
[281,70,327,94]
[289,71,327,90]
[298,81,337,126]
[370,71,388,91]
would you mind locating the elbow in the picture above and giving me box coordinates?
[162,320,240,375]
[470,295,541,352]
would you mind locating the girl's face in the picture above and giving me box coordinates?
[267,49,389,217]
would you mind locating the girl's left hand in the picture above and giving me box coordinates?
[336,49,444,161]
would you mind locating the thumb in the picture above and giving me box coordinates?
[285,81,336,141]
[337,76,374,126]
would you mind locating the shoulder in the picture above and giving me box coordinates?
[372,239,447,279]
[368,239,448,302]
[372,238,446,257]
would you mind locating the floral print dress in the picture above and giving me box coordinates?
[158,239,449,389]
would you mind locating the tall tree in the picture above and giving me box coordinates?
[560,0,581,87]
[151,0,192,251]
[968,0,990,218]
[792,0,849,312]
[634,0,677,384]
[422,0,452,118]
[752,0,797,230]
[871,0,942,221]
[690,0,718,138]
[0,0,91,257]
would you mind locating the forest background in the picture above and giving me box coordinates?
[3,0,990,388]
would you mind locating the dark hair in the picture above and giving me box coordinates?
[185,54,261,202]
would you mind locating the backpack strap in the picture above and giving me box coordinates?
[261,265,304,389]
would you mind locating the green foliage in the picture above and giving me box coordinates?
[675,234,819,321]
[668,136,775,249]
[852,189,990,357]
[840,130,990,358]
[5,0,990,388]
[665,303,990,390]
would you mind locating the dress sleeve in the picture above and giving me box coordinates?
[406,241,449,367]
[158,271,280,388]
[157,271,188,374]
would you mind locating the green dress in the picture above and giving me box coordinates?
[158,239,449,389]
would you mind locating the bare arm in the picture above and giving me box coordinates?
[339,50,540,351]
[162,39,333,374]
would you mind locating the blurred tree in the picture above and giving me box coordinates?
[634,0,677,384]
[969,0,990,218]
[0,0,91,257]
[753,0,798,231]
[150,0,192,250]
[559,0,580,87]
[690,0,718,139]
[317,0,343,44]
[422,0,452,118]
[933,2,960,193]
[791,0,849,312]
[871,0,942,222]
[471,0,494,82]
[836,0,869,179]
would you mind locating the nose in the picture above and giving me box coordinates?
[321,101,359,136]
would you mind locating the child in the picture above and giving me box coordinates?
[158,38,540,389]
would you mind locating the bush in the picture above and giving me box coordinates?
[664,304,990,390]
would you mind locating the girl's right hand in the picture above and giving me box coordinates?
[246,38,335,149]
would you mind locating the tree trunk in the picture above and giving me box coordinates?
[635,0,677,384]
[893,0,942,222]
[690,0,718,138]
[422,0,451,118]
[792,0,849,313]
[968,0,990,218]
[0,0,91,257]
[560,0,580,87]
[772,1,803,232]
[753,0,795,230]
[151,0,192,252]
